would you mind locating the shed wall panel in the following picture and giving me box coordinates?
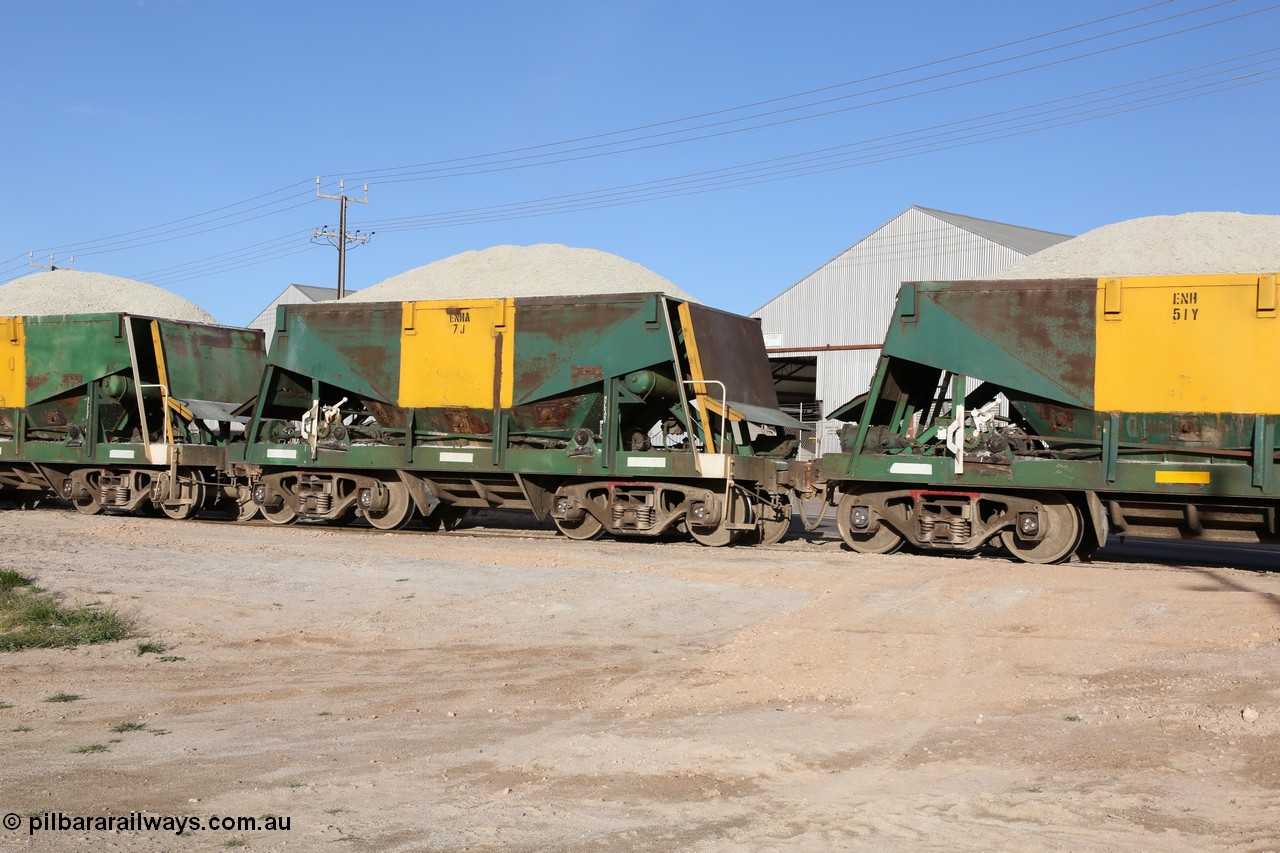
[753,208,1031,352]
[754,207,1070,455]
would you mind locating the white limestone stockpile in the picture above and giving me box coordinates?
[347,244,697,303]
[993,212,1280,279]
[0,270,217,324]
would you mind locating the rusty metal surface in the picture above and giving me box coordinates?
[21,314,133,405]
[511,295,674,405]
[271,303,404,405]
[364,401,409,431]
[681,302,782,410]
[886,279,1098,408]
[441,407,494,435]
[156,320,264,405]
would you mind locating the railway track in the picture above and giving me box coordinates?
[179,510,837,551]
[23,502,1280,565]
[187,514,564,541]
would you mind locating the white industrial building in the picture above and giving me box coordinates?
[247,284,347,346]
[752,206,1072,456]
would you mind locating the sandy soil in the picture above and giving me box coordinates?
[0,508,1277,852]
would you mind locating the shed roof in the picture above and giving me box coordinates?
[914,207,1072,256]
[291,284,344,301]
[754,206,1073,315]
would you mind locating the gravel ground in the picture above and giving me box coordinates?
[992,212,1280,279]
[344,244,696,303]
[0,270,217,324]
[0,508,1277,852]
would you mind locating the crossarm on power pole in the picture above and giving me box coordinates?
[313,177,371,299]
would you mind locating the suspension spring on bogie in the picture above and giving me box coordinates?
[612,503,655,530]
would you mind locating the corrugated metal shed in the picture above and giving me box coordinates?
[248,284,349,347]
[752,206,1072,456]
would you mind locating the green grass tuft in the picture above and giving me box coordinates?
[0,576,133,652]
[0,702,12,710]
[1064,713,1082,722]
[135,640,167,656]
[44,692,83,703]
[0,568,33,593]
[110,721,146,733]
[71,743,108,754]
[10,725,32,733]
[157,655,186,663]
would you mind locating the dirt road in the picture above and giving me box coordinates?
[1,508,1277,851]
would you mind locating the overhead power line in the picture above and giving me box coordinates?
[54,46,1280,288]
[30,179,318,255]
[350,52,1280,232]
[340,2,1280,188]
[132,231,314,283]
[329,0,1189,181]
[332,0,1257,185]
[7,0,1220,266]
[4,0,1275,287]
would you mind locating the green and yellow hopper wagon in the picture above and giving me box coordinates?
[241,292,801,544]
[0,313,265,517]
[801,273,1280,563]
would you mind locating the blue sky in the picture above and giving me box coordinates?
[2,1,1277,324]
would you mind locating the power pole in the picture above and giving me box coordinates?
[28,252,74,271]
[313,177,371,299]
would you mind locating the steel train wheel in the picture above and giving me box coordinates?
[262,502,298,525]
[754,496,793,546]
[71,493,104,516]
[836,491,905,554]
[999,496,1081,564]
[364,482,415,530]
[224,485,261,522]
[688,488,751,547]
[688,522,743,547]
[321,505,358,526]
[234,497,261,522]
[159,481,205,521]
[553,513,605,541]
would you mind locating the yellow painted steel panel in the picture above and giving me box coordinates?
[1095,274,1280,413]
[677,302,717,453]
[1154,470,1211,484]
[0,317,24,408]
[398,299,514,409]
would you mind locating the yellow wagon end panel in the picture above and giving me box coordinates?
[1095,274,1280,414]
[398,299,515,409]
[0,317,25,408]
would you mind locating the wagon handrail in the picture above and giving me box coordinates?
[682,379,727,454]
